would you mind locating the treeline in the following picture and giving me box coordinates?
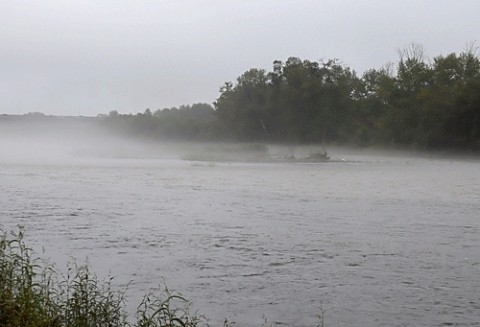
[103,44,480,150]
[102,103,219,140]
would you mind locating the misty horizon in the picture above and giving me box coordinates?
[2,1,480,116]
[2,2,480,326]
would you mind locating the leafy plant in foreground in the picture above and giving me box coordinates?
[1,226,325,326]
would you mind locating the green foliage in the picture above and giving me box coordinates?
[214,58,360,143]
[0,226,59,327]
[213,44,480,150]
[100,43,480,151]
[59,264,127,327]
[1,227,327,326]
[0,227,206,327]
[103,104,218,141]
[136,289,205,327]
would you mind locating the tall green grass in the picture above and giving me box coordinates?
[0,227,206,327]
[1,227,324,327]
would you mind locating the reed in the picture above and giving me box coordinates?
[0,227,324,326]
[0,227,206,327]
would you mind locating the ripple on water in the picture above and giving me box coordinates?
[1,157,480,327]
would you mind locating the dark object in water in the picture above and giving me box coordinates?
[283,151,330,163]
[303,151,330,162]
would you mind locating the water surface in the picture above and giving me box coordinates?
[1,149,479,326]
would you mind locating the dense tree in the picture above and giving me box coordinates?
[213,58,362,143]
[102,44,480,151]
[214,69,269,140]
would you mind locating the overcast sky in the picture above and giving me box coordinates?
[1,0,479,116]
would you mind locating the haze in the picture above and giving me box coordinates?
[2,116,480,326]
[2,0,480,116]
[0,116,189,165]
[0,117,291,165]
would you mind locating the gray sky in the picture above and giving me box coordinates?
[1,0,479,116]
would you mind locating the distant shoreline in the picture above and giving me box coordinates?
[1,113,480,159]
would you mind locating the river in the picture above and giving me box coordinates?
[1,146,479,326]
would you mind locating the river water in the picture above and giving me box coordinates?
[1,147,479,326]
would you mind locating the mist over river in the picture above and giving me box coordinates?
[1,145,480,326]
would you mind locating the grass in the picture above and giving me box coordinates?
[0,227,207,327]
[1,227,324,327]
